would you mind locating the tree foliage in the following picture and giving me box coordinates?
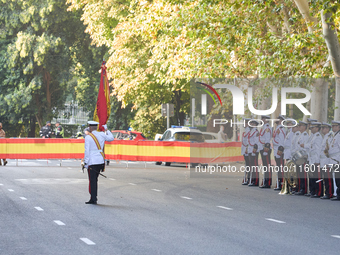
[67,0,340,135]
[3,0,340,137]
[0,0,106,136]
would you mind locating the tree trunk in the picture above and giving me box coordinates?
[28,115,36,137]
[174,90,185,126]
[294,0,317,33]
[311,79,328,122]
[44,70,52,110]
[35,114,42,129]
[35,94,43,128]
[282,6,293,34]
[322,10,340,119]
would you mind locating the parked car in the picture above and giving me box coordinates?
[203,132,219,143]
[155,126,205,166]
[111,130,146,141]
[155,126,205,142]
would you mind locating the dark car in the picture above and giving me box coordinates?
[111,130,146,141]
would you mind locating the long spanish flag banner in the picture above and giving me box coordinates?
[0,139,242,163]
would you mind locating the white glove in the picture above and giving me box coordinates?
[102,124,108,130]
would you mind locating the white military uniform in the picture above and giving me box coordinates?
[241,126,250,156]
[273,124,286,158]
[295,129,310,194]
[248,126,260,186]
[320,132,333,168]
[297,130,310,154]
[327,131,340,165]
[304,132,322,164]
[327,130,340,198]
[283,129,294,160]
[84,130,114,167]
[291,130,301,155]
[248,127,260,156]
[259,123,272,154]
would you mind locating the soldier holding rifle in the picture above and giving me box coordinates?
[272,115,286,190]
[301,122,323,198]
[259,115,272,189]
[294,121,310,195]
[241,118,251,185]
[248,120,260,186]
[325,121,340,201]
[320,123,333,199]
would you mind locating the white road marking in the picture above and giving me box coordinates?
[54,220,65,226]
[109,178,116,181]
[217,206,233,211]
[265,218,286,224]
[151,189,162,192]
[8,189,14,192]
[180,196,192,200]
[20,197,27,200]
[35,207,44,211]
[67,167,72,170]
[0,184,3,186]
[331,235,340,239]
[128,183,136,185]
[80,238,95,245]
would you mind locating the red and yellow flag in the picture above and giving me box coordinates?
[93,61,111,131]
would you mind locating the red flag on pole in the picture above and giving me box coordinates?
[93,61,111,131]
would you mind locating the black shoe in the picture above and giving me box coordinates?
[311,194,320,198]
[3,160,7,166]
[106,161,110,166]
[294,191,305,196]
[85,200,97,204]
[242,182,249,185]
[331,197,340,201]
[273,187,281,191]
[248,183,258,186]
[304,193,312,197]
[320,195,331,199]
[259,185,270,188]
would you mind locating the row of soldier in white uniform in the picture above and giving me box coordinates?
[241,115,340,201]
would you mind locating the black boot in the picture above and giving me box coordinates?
[85,200,97,204]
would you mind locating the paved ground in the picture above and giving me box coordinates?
[1,159,340,255]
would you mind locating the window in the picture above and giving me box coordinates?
[162,131,171,140]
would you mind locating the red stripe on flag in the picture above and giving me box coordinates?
[4,153,84,159]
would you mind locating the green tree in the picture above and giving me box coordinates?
[0,0,106,136]
[67,0,340,131]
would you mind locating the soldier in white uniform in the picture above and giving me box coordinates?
[241,118,251,185]
[294,121,310,195]
[307,118,318,130]
[301,122,323,197]
[291,124,301,156]
[320,123,333,199]
[283,120,297,161]
[84,121,114,204]
[248,120,260,186]
[272,115,286,190]
[259,115,273,188]
[327,121,340,201]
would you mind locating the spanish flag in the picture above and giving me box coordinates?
[93,61,111,131]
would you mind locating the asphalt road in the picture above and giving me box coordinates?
[1,159,340,255]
